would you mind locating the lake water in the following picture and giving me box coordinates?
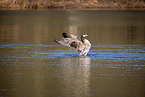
[0,10,145,97]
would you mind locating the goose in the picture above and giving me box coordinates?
[54,32,91,56]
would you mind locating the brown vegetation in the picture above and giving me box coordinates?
[0,0,145,9]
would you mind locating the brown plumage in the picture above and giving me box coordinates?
[54,33,91,56]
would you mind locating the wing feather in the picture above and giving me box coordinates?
[54,33,85,52]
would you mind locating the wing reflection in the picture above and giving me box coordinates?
[61,56,91,97]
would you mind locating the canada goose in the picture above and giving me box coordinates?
[54,33,91,56]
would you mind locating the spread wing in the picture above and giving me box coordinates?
[62,32,78,38]
[54,33,85,52]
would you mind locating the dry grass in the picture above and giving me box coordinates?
[0,0,145,9]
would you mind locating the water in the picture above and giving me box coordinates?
[0,10,145,97]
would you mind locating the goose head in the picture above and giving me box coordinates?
[82,34,88,37]
[81,34,88,43]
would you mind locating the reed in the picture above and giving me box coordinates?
[0,0,145,9]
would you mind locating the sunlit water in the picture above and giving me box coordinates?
[0,10,145,97]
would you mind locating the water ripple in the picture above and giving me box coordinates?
[0,43,145,60]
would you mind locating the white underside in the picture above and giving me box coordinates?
[79,39,91,56]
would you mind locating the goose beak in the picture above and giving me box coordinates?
[86,34,88,36]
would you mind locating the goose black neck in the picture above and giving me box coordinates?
[81,35,84,43]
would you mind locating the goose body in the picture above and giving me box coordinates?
[54,33,91,56]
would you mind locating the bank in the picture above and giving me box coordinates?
[0,0,145,10]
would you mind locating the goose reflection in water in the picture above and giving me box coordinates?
[60,56,91,97]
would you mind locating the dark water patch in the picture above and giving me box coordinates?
[0,10,145,18]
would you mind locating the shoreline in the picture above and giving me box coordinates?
[0,7,145,11]
[0,1,145,10]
